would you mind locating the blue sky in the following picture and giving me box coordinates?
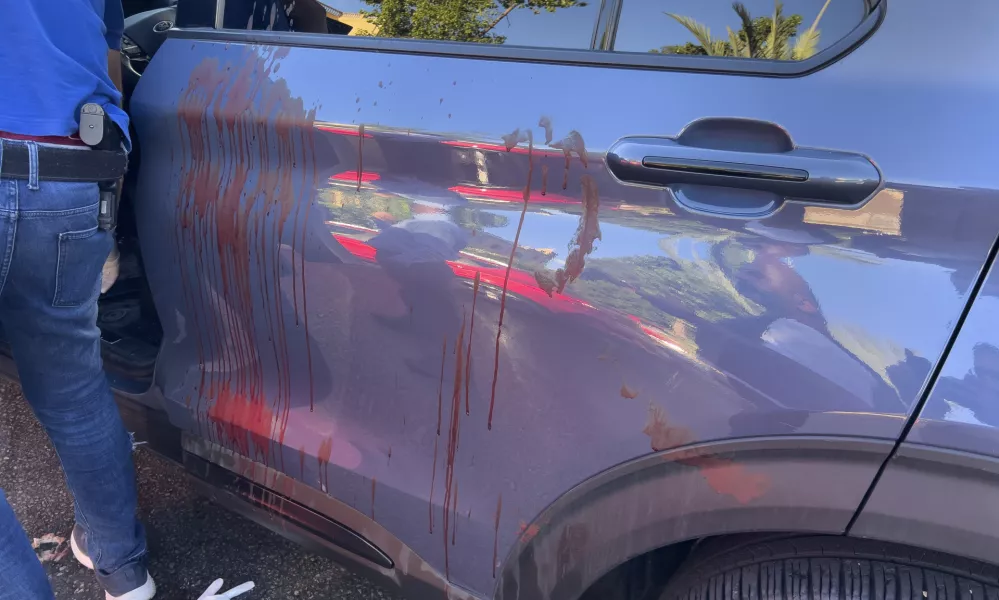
[327,0,866,54]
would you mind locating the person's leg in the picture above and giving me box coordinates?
[0,169,150,598]
[0,490,55,600]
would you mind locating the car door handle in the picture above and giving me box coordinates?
[606,120,882,214]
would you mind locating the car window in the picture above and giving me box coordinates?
[222,0,602,50]
[613,0,869,60]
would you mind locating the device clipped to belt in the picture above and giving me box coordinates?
[79,103,127,232]
[0,103,128,232]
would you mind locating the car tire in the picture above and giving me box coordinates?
[660,536,999,600]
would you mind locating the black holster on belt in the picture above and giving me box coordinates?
[0,103,128,232]
[80,103,127,232]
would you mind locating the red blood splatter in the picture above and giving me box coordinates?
[437,339,446,435]
[465,271,481,415]
[620,384,640,399]
[488,130,534,431]
[643,404,768,503]
[518,521,541,544]
[538,116,553,145]
[430,337,446,533]
[317,436,332,492]
[492,494,503,578]
[683,455,769,504]
[356,124,365,191]
[174,47,317,468]
[442,313,467,574]
[429,435,439,534]
[554,174,600,294]
[451,479,458,546]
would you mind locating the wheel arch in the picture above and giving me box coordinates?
[850,441,999,567]
[494,436,895,600]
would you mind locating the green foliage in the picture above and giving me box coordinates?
[358,0,587,44]
[655,0,826,61]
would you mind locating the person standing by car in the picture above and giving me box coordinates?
[0,1,152,599]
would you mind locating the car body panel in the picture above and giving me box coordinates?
[904,256,999,457]
[129,0,999,595]
[850,442,999,568]
[851,254,999,565]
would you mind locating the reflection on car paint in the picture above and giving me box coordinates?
[130,33,999,596]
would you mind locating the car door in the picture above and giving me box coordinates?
[128,0,999,597]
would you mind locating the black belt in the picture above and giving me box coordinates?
[0,138,127,182]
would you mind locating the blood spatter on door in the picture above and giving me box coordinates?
[538,116,554,145]
[173,45,319,469]
[553,174,601,293]
[620,384,640,399]
[643,403,768,503]
[489,129,535,430]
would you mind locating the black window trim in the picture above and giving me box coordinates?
[171,0,885,78]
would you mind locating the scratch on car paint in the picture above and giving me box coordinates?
[541,163,549,196]
[489,129,534,430]
[174,46,318,469]
[442,312,468,574]
[492,494,503,578]
[620,384,640,399]
[465,271,481,416]
[643,404,768,503]
[298,446,305,480]
[387,446,392,466]
[371,477,377,520]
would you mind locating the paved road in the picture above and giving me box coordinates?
[0,382,398,600]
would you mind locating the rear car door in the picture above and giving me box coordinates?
[128,0,999,597]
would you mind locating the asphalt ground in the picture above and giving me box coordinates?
[0,381,400,600]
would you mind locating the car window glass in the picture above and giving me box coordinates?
[224,0,601,50]
[613,0,868,60]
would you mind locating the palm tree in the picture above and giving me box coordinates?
[657,0,832,61]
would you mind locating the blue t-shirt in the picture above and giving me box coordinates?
[0,0,130,149]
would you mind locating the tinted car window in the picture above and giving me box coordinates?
[224,0,600,49]
[614,0,868,60]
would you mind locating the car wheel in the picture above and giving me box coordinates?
[660,536,999,600]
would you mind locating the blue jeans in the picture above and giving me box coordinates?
[0,142,146,599]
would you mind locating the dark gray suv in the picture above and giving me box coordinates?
[8,0,999,598]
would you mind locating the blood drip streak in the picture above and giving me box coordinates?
[488,131,533,430]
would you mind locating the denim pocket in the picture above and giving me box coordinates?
[53,226,112,308]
